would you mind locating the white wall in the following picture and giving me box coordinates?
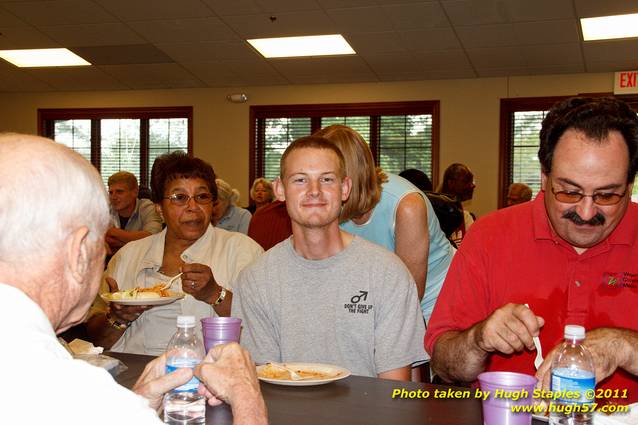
[0,72,614,217]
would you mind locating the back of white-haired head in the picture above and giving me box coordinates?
[0,133,110,267]
[215,178,240,206]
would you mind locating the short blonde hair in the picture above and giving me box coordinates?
[108,171,138,190]
[314,125,387,222]
[215,178,240,206]
[250,177,274,202]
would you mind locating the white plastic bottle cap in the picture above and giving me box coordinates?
[176,315,196,327]
[564,324,586,339]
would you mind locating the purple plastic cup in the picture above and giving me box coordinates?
[477,371,537,425]
[200,317,242,352]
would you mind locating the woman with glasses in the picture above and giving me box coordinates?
[87,151,263,354]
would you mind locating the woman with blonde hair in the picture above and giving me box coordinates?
[315,125,454,324]
[212,178,252,234]
[247,177,274,213]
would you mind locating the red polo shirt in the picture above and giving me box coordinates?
[425,192,638,402]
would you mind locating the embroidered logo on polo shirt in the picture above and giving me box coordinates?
[344,290,373,314]
[602,272,637,288]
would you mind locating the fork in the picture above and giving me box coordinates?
[157,272,183,291]
[268,362,304,380]
[525,303,544,369]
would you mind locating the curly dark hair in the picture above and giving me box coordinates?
[539,97,638,183]
[150,151,217,203]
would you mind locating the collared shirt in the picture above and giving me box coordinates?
[216,205,252,234]
[425,192,638,402]
[99,225,263,355]
[110,198,163,234]
[0,283,161,424]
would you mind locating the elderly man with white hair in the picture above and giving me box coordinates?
[0,133,267,425]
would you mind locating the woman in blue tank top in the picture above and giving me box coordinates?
[315,125,454,324]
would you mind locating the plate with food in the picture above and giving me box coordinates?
[100,284,185,306]
[256,362,350,386]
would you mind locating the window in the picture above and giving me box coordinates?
[250,101,439,185]
[500,95,638,207]
[39,107,192,187]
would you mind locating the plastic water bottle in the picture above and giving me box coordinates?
[549,325,595,425]
[163,315,206,425]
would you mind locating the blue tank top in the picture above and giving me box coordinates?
[340,173,454,323]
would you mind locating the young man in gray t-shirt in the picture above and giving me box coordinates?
[232,136,427,380]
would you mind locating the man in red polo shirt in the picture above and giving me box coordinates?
[425,97,638,402]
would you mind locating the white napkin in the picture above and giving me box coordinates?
[594,403,638,425]
[68,338,104,355]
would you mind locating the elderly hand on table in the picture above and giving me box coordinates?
[132,354,193,410]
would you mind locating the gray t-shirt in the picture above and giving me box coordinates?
[232,236,427,377]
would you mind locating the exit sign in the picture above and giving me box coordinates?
[614,71,638,94]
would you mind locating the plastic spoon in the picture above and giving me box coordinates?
[157,272,183,291]
[525,303,544,369]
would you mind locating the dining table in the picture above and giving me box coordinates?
[108,351,546,425]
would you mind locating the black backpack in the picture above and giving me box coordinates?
[424,192,464,239]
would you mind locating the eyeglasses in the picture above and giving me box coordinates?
[550,187,626,206]
[163,193,214,206]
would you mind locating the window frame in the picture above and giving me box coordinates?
[249,100,440,189]
[38,106,193,187]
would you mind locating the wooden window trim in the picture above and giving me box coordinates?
[249,100,440,192]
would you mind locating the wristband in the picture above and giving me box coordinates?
[106,312,129,331]
[213,286,227,306]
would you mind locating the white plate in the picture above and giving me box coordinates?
[100,292,184,306]
[257,362,351,386]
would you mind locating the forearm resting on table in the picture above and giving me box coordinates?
[378,366,411,381]
[616,328,638,376]
[230,392,268,425]
[430,328,489,383]
[85,313,124,349]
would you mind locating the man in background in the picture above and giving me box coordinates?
[506,182,533,206]
[0,133,267,424]
[439,163,476,246]
[106,171,163,253]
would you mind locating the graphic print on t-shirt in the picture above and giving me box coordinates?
[344,290,373,314]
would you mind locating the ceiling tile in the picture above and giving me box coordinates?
[269,55,373,77]
[0,62,52,92]
[377,71,431,82]
[128,17,238,44]
[223,10,336,38]
[346,32,407,54]
[0,7,28,27]
[71,44,173,66]
[475,66,532,77]
[575,0,638,18]
[413,49,472,71]
[362,52,421,74]
[582,39,638,63]
[0,26,58,48]
[420,68,477,79]
[157,41,259,62]
[526,64,585,74]
[99,63,203,89]
[316,0,380,8]
[382,2,449,30]
[399,27,461,51]
[326,6,393,33]
[455,24,516,48]
[520,44,583,67]
[200,0,262,16]
[92,0,213,21]
[287,73,377,84]
[24,66,127,90]
[40,23,146,47]
[2,0,116,26]
[587,60,638,73]
[465,46,525,68]
[512,20,581,45]
[252,0,321,13]
[442,0,574,25]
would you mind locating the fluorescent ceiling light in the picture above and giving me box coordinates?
[581,13,638,41]
[0,48,91,67]
[247,34,355,58]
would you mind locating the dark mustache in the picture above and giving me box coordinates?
[562,210,605,226]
